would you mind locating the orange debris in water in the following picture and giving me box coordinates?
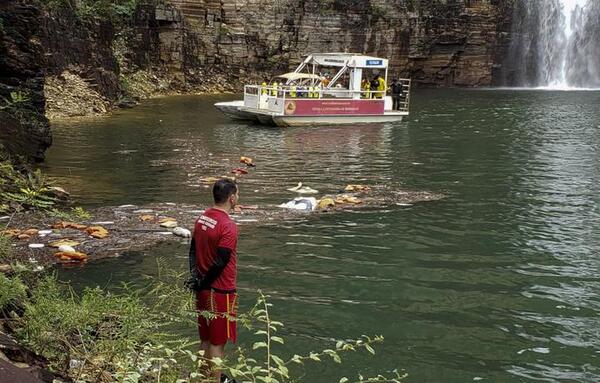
[85,226,109,239]
[54,251,88,262]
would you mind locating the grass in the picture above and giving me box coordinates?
[0,256,407,382]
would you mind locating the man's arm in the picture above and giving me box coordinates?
[199,247,232,290]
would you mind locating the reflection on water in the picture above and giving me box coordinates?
[47,90,600,382]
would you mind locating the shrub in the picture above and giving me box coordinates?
[0,273,27,311]
[9,265,407,382]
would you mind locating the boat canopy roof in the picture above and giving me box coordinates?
[305,53,388,69]
[277,72,324,81]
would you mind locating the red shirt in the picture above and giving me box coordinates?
[194,208,238,291]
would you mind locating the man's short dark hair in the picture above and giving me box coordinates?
[213,178,238,204]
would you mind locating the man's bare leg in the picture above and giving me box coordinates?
[209,343,226,382]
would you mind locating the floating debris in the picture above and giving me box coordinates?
[344,184,371,192]
[335,195,362,205]
[172,227,191,238]
[49,239,80,248]
[287,182,319,194]
[91,221,115,225]
[317,197,336,209]
[279,197,317,211]
[55,251,88,262]
[57,245,76,253]
[160,220,178,228]
[240,156,256,167]
[85,226,109,239]
[28,243,45,249]
[52,221,87,230]
[231,168,248,175]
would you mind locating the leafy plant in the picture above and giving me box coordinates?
[0,160,59,212]
[0,91,30,111]
[7,264,407,382]
[48,206,92,221]
[0,273,27,312]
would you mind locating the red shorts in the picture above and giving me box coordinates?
[196,290,238,345]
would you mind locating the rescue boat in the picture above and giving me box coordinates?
[214,53,411,127]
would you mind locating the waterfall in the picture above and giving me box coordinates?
[503,0,600,89]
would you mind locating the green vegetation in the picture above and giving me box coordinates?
[40,0,140,25]
[48,206,92,221]
[0,90,30,112]
[0,255,406,382]
[0,156,58,213]
[0,273,27,311]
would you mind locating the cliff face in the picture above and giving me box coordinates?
[0,2,51,162]
[133,0,513,88]
[1,0,515,161]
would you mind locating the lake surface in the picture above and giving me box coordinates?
[44,89,600,382]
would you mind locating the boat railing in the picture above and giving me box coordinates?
[244,79,411,113]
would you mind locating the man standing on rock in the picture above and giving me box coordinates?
[187,178,239,383]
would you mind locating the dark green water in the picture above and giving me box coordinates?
[45,89,600,382]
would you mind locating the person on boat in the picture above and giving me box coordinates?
[321,74,330,88]
[361,78,370,99]
[391,78,404,110]
[187,178,240,383]
[376,74,386,99]
[370,76,380,99]
[261,80,268,95]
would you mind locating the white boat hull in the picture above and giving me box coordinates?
[273,113,406,127]
[214,100,406,127]
[214,101,259,122]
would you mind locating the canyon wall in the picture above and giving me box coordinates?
[0,0,514,160]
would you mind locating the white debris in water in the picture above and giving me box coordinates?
[38,230,53,235]
[517,347,550,355]
[532,347,550,354]
[172,227,191,238]
[133,209,154,214]
[157,231,173,235]
[28,243,45,249]
[92,221,115,225]
[395,203,413,207]
[0,216,9,221]
[118,204,137,209]
[58,245,76,253]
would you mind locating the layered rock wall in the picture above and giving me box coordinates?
[135,0,513,88]
[0,2,51,162]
